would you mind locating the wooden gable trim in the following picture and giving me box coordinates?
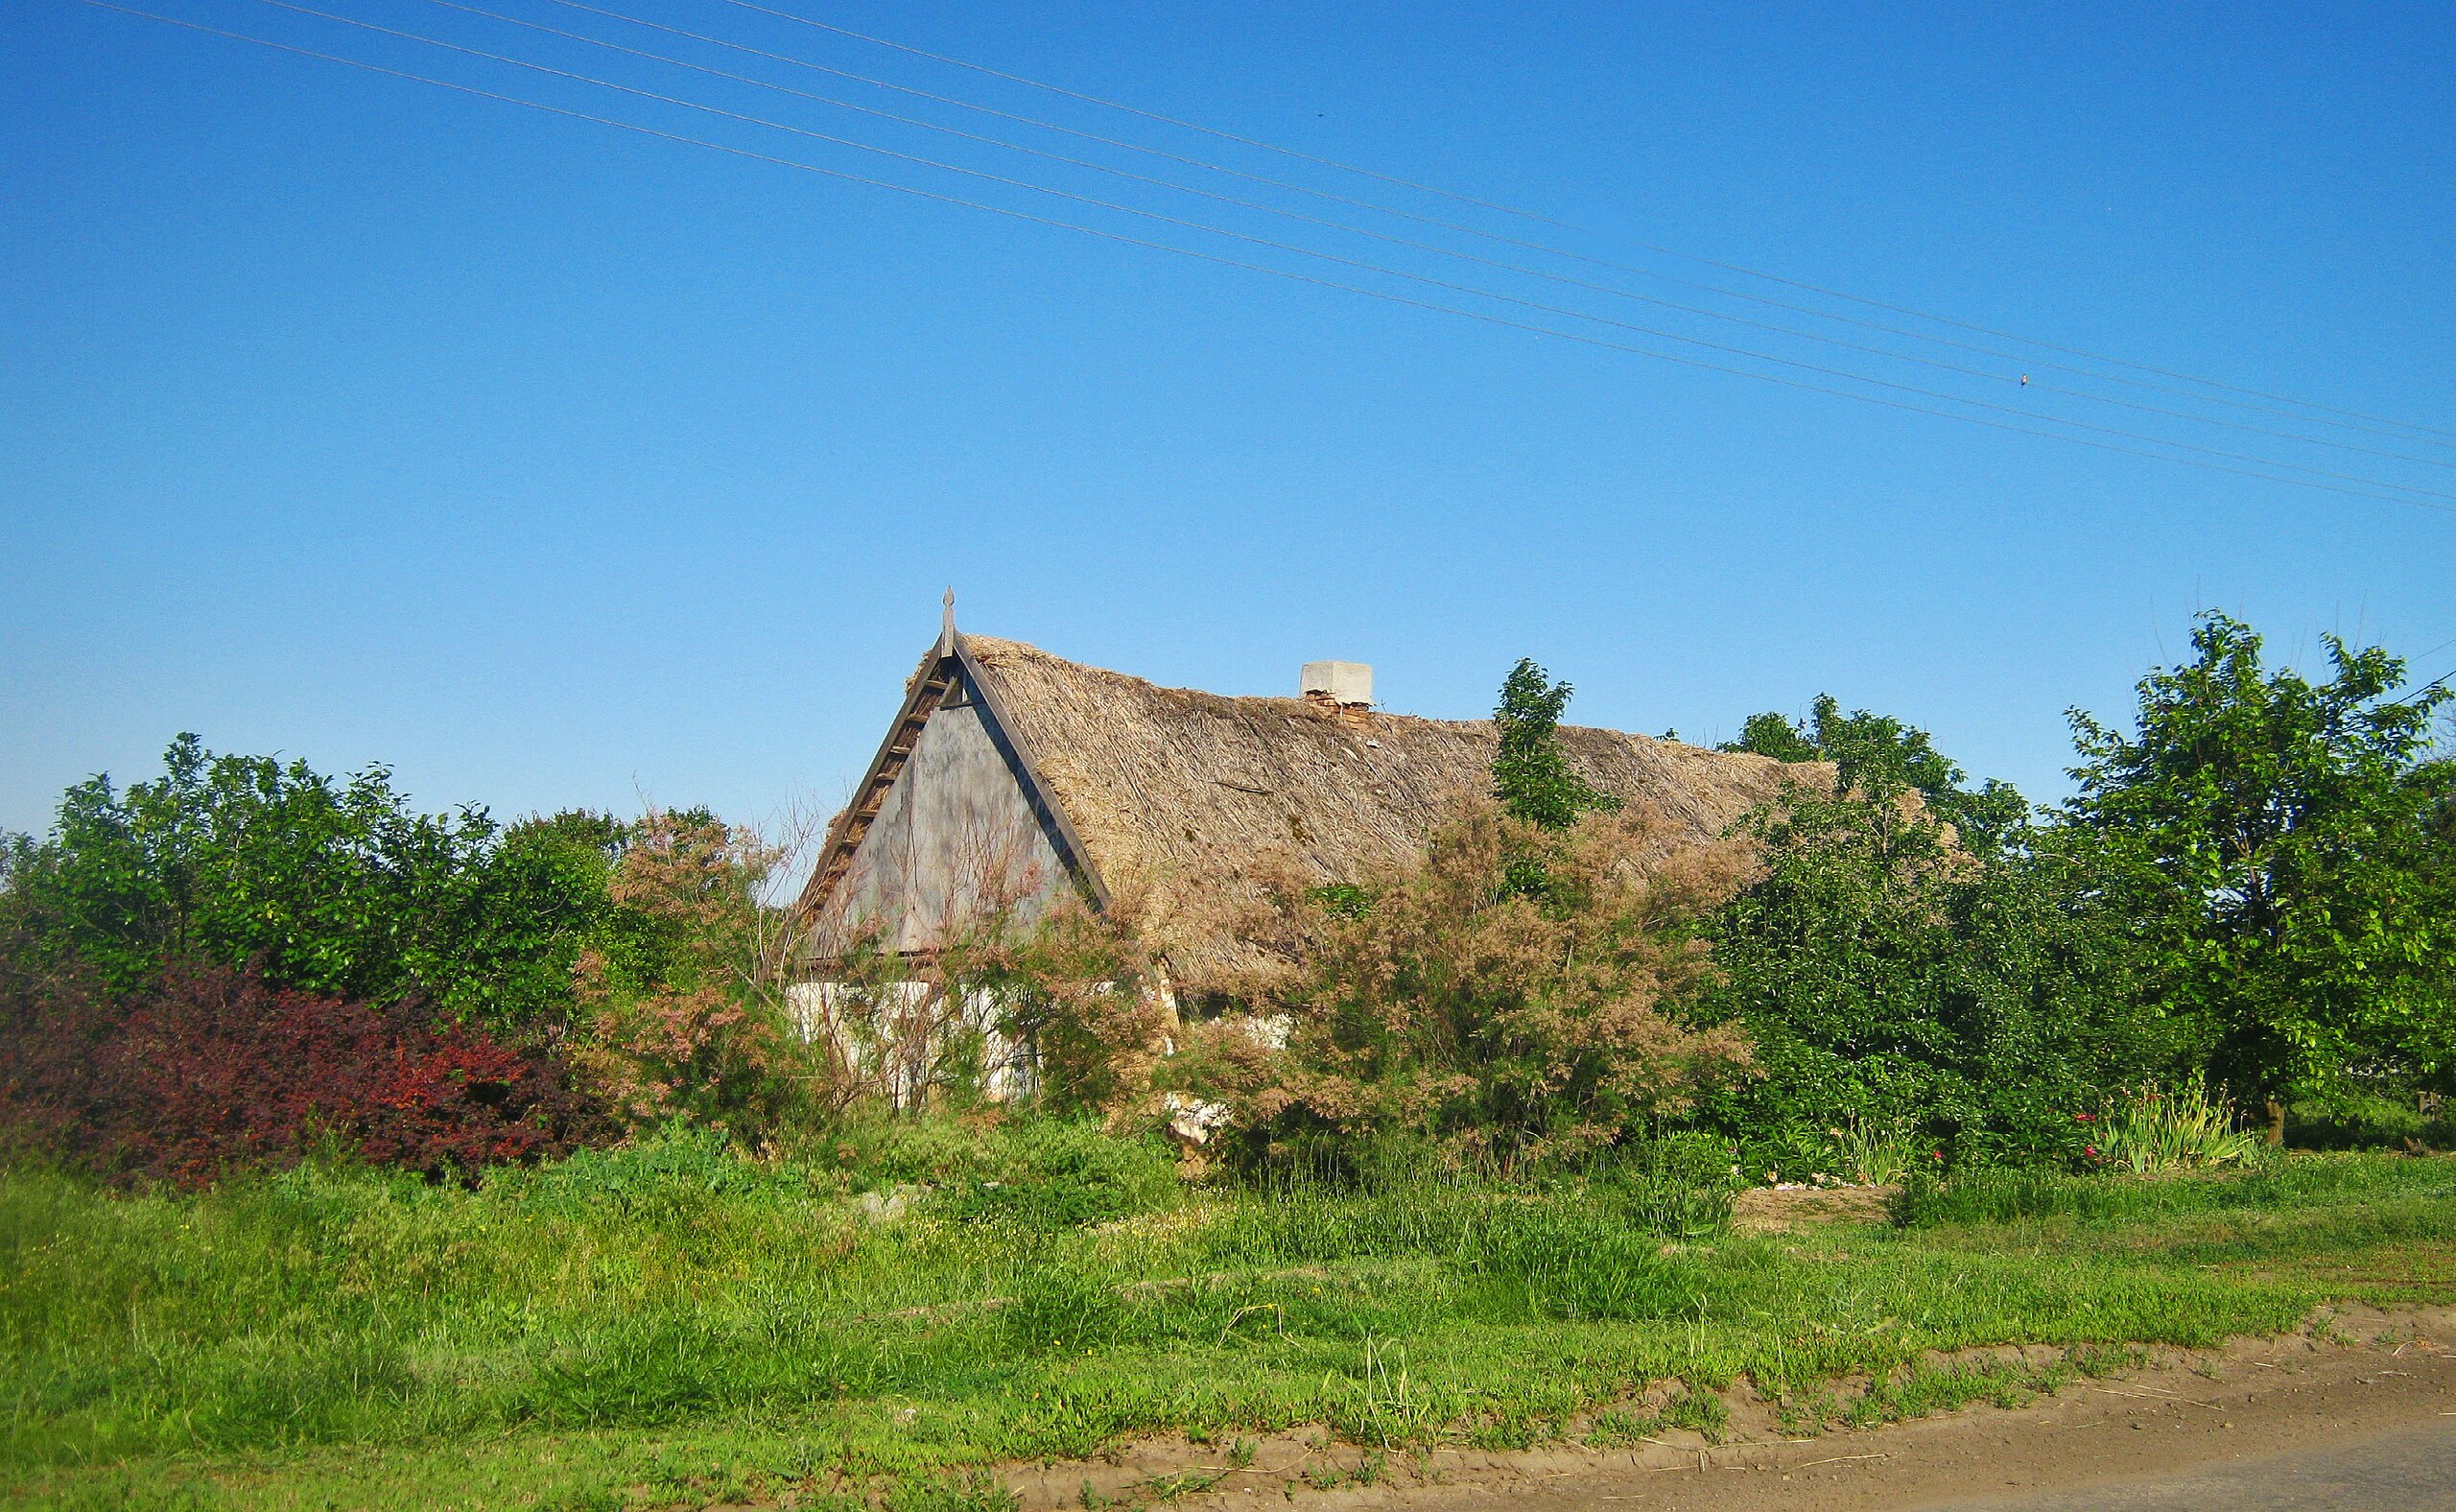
[794,634,1110,926]
[954,637,1112,910]
[793,644,958,922]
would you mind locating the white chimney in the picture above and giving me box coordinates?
[1301,661,1373,710]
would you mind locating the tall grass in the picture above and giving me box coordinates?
[1828,1114,1920,1185]
[3,1128,2451,1510]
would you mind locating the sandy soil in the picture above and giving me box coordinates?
[999,1303,2456,1512]
[1728,1182,1897,1235]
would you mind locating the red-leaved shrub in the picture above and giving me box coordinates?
[0,956,601,1186]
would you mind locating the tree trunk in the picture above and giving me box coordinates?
[2265,1097,2288,1146]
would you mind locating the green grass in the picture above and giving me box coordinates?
[4,1127,2453,1510]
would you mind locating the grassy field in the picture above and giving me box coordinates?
[4,1124,2454,1511]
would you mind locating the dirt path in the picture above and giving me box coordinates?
[1913,1418,2456,1509]
[1006,1304,2456,1512]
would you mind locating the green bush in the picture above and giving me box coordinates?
[823,1118,1180,1231]
[495,1122,820,1220]
[1700,793,2174,1173]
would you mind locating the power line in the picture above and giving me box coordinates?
[72,0,2455,514]
[730,0,2456,446]
[404,0,2456,474]
[227,0,2456,505]
[110,0,2456,507]
[712,0,1562,227]
[568,0,2456,451]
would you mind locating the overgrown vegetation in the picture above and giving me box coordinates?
[1708,611,2452,1170]
[1179,799,1751,1176]
[2,611,2453,1503]
[0,779,829,1182]
[6,611,2451,1184]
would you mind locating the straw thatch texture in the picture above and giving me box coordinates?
[950,636,1828,988]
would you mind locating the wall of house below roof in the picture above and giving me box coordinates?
[827,700,1074,954]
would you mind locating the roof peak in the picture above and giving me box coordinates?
[956,632,1683,744]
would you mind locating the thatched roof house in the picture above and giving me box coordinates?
[796,611,1822,989]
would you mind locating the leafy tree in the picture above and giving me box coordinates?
[1699,784,2170,1171]
[1722,696,2030,852]
[1724,711,1822,766]
[2060,613,2456,1133]
[0,735,614,1032]
[1491,659,1618,900]
[1492,660,1618,830]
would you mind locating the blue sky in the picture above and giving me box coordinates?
[4,0,2451,839]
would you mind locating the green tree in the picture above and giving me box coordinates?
[1700,781,2167,1171]
[0,735,611,1031]
[1722,696,2030,852]
[1493,659,1617,830]
[1491,659,1619,901]
[2061,613,2456,1135]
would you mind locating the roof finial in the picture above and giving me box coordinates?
[939,586,956,652]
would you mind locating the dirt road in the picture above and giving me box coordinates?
[1012,1304,2456,1512]
[1919,1418,2456,1509]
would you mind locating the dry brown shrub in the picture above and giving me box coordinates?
[1172,795,1758,1175]
[946,894,1174,1119]
[564,808,815,1132]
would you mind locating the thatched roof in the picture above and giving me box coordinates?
[802,632,1829,987]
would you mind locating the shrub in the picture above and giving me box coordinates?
[1182,798,1754,1176]
[0,735,611,1032]
[960,900,1173,1119]
[1699,782,2176,1173]
[0,957,597,1186]
[563,809,819,1139]
[2090,1083,2265,1173]
[817,886,1172,1120]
